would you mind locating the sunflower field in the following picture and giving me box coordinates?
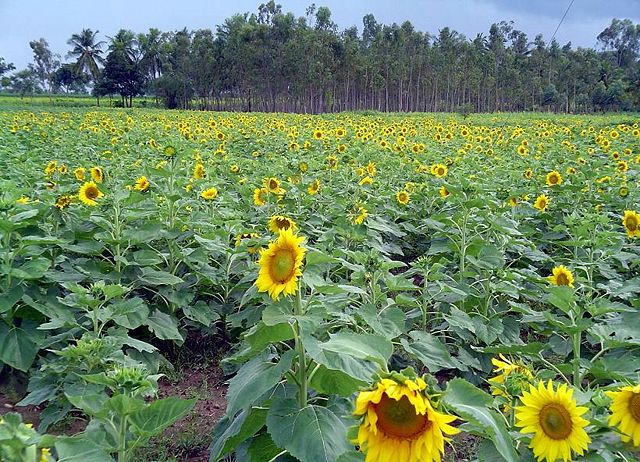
[1,106,640,462]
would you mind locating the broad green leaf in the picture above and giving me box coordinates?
[182,300,220,327]
[443,378,519,462]
[0,326,38,371]
[401,331,465,372]
[10,257,50,280]
[309,364,366,396]
[101,297,149,329]
[480,343,547,356]
[55,437,114,462]
[266,398,350,462]
[138,267,184,285]
[129,397,195,436]
[209,408,268,461]
[0,286,23,313]
[319,332,392,368]
[226,351,295,416]
[146,310,183,341]
[546,286,575,314]
[231,321,294,363]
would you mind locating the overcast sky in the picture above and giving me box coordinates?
[1,0,639,71]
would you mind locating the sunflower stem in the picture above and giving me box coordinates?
[294,287,307,408]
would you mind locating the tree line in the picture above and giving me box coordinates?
[1,1,639,113]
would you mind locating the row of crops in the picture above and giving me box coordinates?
[1,108,639,461]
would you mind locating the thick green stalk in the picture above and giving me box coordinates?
[294,287,307,408]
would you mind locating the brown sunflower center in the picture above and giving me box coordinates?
[556,273,570,286]
[271,249,295,282]
[626,216,638,232]
[539,403,572,440]
[85,186,99,200]
[549,174,559,184]
[276,218,291,230]
[269,179,278,190]
[373,395,431,440]
[629,393,640,422]
[437,168,445,176]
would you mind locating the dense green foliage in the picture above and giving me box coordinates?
[1,2,639,112]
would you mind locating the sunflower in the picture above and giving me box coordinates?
[432,164,448,178]
[617,160,628,172]
[58,165,68,175]
[264,177,285,195]
[313,129,324,140]
[201,187,218,200]
[546,171,563,186]
[298,161,308,173]
[534,194,549,212]
[606,383,640,446]
[308,179,320,195]
[622,211,640,238]
[78,181,104,206]
[134,176,150,192]
[515,380,590,462]
[230,164,239,174]
[326,155,338,170]
[163,145,176,157]
[253,187,268,207]
[235,232,260,254]
[268,215,297,233]
[396,190,410,205]
[366,162,377,176]
[44,160,57,176]
[508,197,518,207]
[353,206,368,225]
[547,265,574,288]
[524,169,534,179]
[439,186,449,198]
[193,163,206,179]
[74,167,86,181]
[255,228,306,299]
[359,176,374,186]
[16,196,30,204]
[55,195,72,210]
[90,167,104,183]
[489,354,533,397]
[354,375,459,462]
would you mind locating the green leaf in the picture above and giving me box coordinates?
[443,378,519,462]
[0,326,38,371]
[401,331,465,372]
[546,286,575,314]
[0,286,23,313]
[209,407,268,461]
[245,432,285,462]
[336,452,365,462]
[55,436,114,462]
[106,394,147,418]
[231,321,294,363]
[479,343,547,356]
[146,310,183,341]
[319,332,392,368]
[267,398,350,462]
[10,257,50,280]
[358,303,405,339]
[129,397,195,436]
[226,351,294,416]
[309,365,366,396]
[101,297,149,329]
[138,267,184,285]
[182,300,220,327]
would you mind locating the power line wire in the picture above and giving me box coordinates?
[551,0,576,42]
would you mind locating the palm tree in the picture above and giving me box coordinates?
[67,28,105,82]
[107,29,139,63]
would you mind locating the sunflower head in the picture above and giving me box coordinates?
[193,163,206,180]
[548,265,575,288]
[546,171,563,186]
[268,215,296,233]
[78,181,104,206]
[439,186,449,198]
[134,176,150,192]
[90,167,104,183]
[534,194,549,212]
[74,167,86,181]
[515,380,590,462]
[201,187,218,200]
[606,383,640,446]
[354,370,459,462]
[55,195,72,210]
[307,179,320,195]
[253,187,268,207]
[255,228,306,299]
[264,177,285,195]
[396,190,410,205]
[488,354,534,398]
[623,210,640,238]
[432,164,448,178]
